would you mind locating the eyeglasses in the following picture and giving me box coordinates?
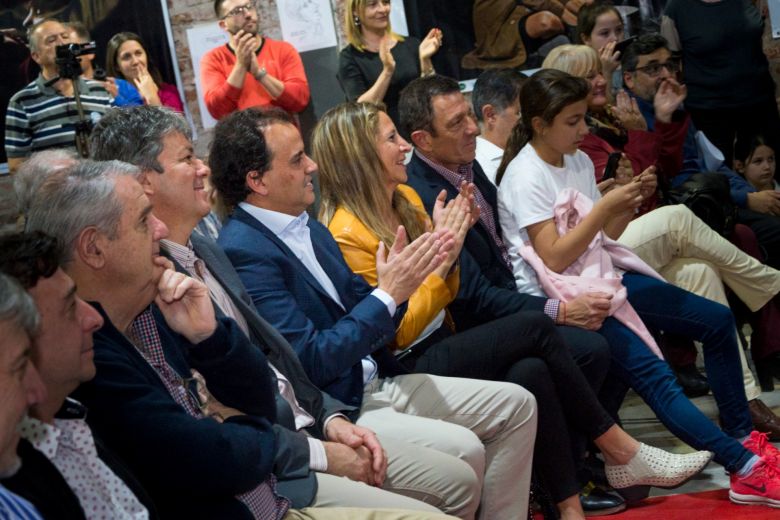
[221,1,257,19]
[632,59,680,77]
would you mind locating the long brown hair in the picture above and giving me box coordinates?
[105,32,163,86]
[313,102,426,247]
[496,70,591,186]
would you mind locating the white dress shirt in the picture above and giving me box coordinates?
[475,136,505,186]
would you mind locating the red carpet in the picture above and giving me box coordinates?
[534,489,780,519]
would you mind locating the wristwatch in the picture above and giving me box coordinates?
[256,66,268,80]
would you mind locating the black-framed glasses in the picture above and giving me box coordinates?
[221,1,257,19]
[632,59,680,77]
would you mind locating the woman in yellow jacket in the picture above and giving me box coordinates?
[311,101,712,520]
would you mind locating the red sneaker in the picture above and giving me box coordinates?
[730,457,780,508]
[743,431,780,465]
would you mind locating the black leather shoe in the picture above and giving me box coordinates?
[580,484,626,516]
[675,364,710,398]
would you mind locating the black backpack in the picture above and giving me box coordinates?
[664,173,737,237]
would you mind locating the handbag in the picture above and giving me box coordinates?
[664,173,737,237]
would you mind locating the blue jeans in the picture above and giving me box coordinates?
[598,273,754,473]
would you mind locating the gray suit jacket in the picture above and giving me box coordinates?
[168,232,356,507]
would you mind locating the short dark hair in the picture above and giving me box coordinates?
[472,69,526,123]
[0,232,61,290]
[214,0,228,17]
[398,74,461,137]
[621,32,669,73]
[90,105,192,173]
[209,107,294,210]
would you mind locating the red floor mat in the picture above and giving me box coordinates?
[534,489,780,519]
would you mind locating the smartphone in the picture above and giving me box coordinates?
[602,152,622,180]
[614,36,637,56]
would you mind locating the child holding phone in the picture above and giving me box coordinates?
[495,68,780,511]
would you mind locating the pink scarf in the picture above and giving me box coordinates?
[521,188,664,358]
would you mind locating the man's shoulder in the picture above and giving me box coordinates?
[262,37,299,54]
[8,79,47,105]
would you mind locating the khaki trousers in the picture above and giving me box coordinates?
[285,507,456,519]
[619,205,780,400]
[353,373,537,520]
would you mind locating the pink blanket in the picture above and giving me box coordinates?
[520,188,664,358]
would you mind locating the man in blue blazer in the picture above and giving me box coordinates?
[88,105,449,514]
[212,107,539,520]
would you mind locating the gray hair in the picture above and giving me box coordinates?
[89,105,193,173]
[14,149,78,216]
[24,160,141,263]
[26,17,62,53]
[0,273,39,338]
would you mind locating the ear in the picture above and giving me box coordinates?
[481,104,496,125]
[733,159,745,174]
[75,227,106,270]
[138,170,154,196]
[623,71,635,91]
[218,19,228,33]
[245,170,268,196]
[530,115,547,137]
[410,129,432,152]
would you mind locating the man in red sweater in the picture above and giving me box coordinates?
[201,0,310,119]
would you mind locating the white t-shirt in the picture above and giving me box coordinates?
[497,143,600,295]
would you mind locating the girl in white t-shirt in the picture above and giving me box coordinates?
[495,69,780,510]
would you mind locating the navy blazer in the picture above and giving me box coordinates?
[405,154,546,329]
[218,207,406,407]
[73,304,278,520]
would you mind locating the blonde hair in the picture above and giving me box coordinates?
[313,102,426,247]
[542,44,601,78]
[345,0,404,51]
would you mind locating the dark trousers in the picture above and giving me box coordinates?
[688,96,780,168]
[737,208,780,271]
[404,311,614,503]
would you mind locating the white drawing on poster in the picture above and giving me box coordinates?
[277,0,337,52]
[186,22,229,129]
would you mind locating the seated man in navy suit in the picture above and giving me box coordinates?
[213,107,539,520]
[88,105,450,514]
[21,159,455,520]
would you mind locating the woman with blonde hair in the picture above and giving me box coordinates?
[338,0,442,125]
[313,100,712,520]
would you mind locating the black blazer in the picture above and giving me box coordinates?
[1,401,158,520]
[181,233,358,507]
[405,153,547,329]
[73,304,279,520]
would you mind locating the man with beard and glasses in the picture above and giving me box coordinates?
[201,0,310,119]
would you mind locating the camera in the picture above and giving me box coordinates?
[55,41,97,80]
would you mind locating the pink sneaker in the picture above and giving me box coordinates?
[730,457,780,508]
[743,431,780,465]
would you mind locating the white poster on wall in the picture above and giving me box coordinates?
[277,0,338,52]
[390,1,408,37]
[186,23,229,129]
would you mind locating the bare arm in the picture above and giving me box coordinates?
[526,181,643,272]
